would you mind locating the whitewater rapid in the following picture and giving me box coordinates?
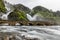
[0,26,60,40]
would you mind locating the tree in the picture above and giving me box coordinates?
[0,0,7,13]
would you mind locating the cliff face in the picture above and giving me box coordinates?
[0,0,7,13]
[8,9,29,21]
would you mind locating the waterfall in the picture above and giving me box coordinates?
[26,14,38,21]
[26,14,51,21]
[1,10,13,20]
[0,0,14,20]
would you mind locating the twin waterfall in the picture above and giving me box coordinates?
[1,0,43,21]
[0,0,60,40]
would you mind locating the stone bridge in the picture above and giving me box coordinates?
[0,20,57,26]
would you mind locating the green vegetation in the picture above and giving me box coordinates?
[8,9,28,21]
[31,6,58,20]
[31,6,50,16]
[0,0,7,12]
[14,4,31,14]
[8,4,31,21]
[37,11,54,18]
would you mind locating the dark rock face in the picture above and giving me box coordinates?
[8,9,29,21]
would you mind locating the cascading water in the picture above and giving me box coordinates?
[26,14,39,21]
[1,10,13,20]
[0,0,14,20]
[26,14,53,22]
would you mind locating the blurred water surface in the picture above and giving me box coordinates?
[0,26,60,40]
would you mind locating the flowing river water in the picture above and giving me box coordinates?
[0,26,60,40]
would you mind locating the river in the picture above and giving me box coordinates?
[0,26,60,40]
